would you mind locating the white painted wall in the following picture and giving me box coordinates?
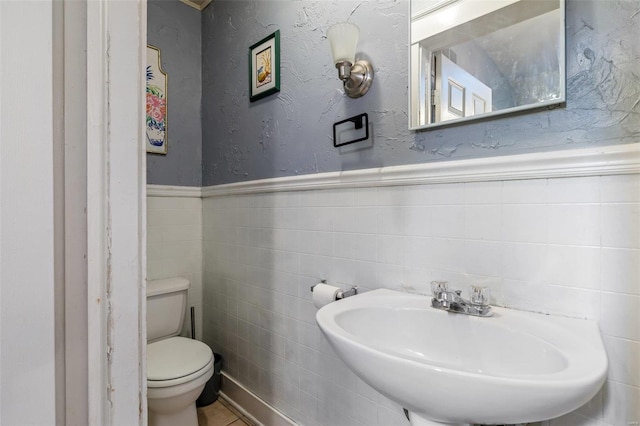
[0,1,57,424]
[1,1,146,424]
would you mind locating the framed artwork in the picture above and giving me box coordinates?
[249,30,280,102]
[146,45,168,154]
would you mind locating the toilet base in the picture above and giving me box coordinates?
[149,402,197,426]
[147,369,212,426]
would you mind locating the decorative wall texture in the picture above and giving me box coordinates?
[202,170,639,426]
[201,0,640,186]
[147,0,202,186]
[145,1,640,424]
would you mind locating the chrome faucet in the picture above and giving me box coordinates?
[430,281,492,317]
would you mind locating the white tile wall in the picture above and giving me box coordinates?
[147,195,203,340]
[202,174,640,426]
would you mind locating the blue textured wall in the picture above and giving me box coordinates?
[200,0,640,186]
[147,0,202,186]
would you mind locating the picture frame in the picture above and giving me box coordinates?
[249,30,280,102]
[146,45,168,154]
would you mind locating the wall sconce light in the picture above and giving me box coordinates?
[327,22,374,99]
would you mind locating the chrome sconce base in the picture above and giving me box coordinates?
[336,59,374,99]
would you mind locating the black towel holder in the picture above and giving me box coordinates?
[333,113,369,147]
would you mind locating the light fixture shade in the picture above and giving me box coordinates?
[327,22,359,65]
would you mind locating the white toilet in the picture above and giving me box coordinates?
[147,277,214,426]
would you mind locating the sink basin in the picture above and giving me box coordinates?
[316,289,607,426]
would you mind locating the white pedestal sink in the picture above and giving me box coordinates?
[316,289,607,426]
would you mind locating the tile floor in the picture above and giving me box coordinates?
[197,398,254,426]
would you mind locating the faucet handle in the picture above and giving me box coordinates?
[430,281,449,297]
[469,285,491,306]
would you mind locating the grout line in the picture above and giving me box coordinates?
[220,398,254,426]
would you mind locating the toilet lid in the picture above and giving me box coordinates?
[147,336,213,381]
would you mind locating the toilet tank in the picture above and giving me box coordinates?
[147,277,190,343]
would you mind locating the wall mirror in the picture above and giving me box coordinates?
[409,0,565,130]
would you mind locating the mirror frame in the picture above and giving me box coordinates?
[409,0,566,131]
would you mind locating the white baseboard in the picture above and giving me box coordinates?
[219,372,296,426]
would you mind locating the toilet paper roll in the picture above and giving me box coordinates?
[313,283,341,309]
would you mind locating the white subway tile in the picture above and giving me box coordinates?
[465,181,502,205]
[431,205,466,238]
[600,174,640,203]
[199,178,640,426]
[502,204,548,243]
[575,390,605,426]
[353,260,378,288]
[377,235,404,265]
[333,257,355,285]
[404,184,431,206]
[427,182,465,205]
[147,208,198,227]
[599,292,640,341]
[377,401,410,425]
[549,412,604,426]
[548,176,600,204]
[601,203,640,249]
[403,236,435,269]
[503,179,547,204]
[501,279,550,313]
[273,207,301,230]
[377,186,405,206]
[403,206,432,237]
[465,205,502,241]
[547,204,601,247]
[353,187,377,206]
[603,336,640,387]
[351,207,378,234]
[377,206,406,235]
[299,206,333,231]
[272,228,301,252]
[332,188,355,207]
[162,225,202,242]
[545,286,601,319]
[600,248,640,295]
[162,240,202,260]
[502,242,549,283]
[547,245,601,290]
[333,232,355,259]
[463,240,503,278]
[352,393,379,426]
[147,226,164,244]
[316,255,335,282]
[401,268,432,293]
[425,237,466,272]
[353,375,382,402]
[299,189,338,207]
[332,206,356,233]
[351,233,377,262]
[603,381,640,426]
[375,263,404,289]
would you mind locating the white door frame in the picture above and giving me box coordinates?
[85,1,147,424]
[1,0,147,423]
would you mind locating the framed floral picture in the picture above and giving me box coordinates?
[146,45,168,154]
[249,30,280,102]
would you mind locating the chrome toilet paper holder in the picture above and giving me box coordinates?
[310,280,358,300]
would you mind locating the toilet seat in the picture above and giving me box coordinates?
[148,336,213,388]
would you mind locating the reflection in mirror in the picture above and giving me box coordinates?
[409,0,565,130]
